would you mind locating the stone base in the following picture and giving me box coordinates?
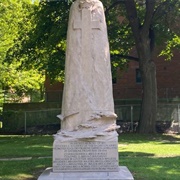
[38,166,134,180]
[53,139,119,172]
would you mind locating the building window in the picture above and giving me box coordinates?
[112,76,117,84]
[136,68,142,84]
[112,70,117,84]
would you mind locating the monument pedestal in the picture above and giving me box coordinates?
[38,138,134,180]
[38,166,134,180]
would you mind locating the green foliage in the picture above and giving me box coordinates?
[0,90,4,106]
[103,0,135,73]
[5,0,134,81]
[152,0,180,59]
[0,0,45,102]
[0,0,23,60]
[1,62,44,101]
[159,34,180,60]
[0,0,36,60]
[6,0,70,81]
[2,0,180,86]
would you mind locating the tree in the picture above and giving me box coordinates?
[0,0,45,102]
[5,0,180,132]
[104,0,180,133]
[0,62,45,102]
[6,0,70,82]
[124,0,158,133]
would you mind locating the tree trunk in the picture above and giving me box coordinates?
[138,37,157,133]
[124,0,157,133]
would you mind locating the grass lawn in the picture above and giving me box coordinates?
[0,133,179,180]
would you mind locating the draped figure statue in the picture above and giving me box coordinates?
[56,0,118,140]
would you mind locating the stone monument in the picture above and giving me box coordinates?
[38,0,134,179]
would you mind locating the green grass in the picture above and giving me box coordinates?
[0,159,51,180]
[119,134,180,157]
[0,135,53,158]
[118,134,180,180]
[0,134,179,180]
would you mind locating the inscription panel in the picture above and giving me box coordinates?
[53,141,118,172]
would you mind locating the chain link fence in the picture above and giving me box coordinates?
[1,104,180,134]
[115,104,180,133]
[1,108,61,134]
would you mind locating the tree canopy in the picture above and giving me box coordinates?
[5,0,70,81]
[5,0,179,80]
[0,0,44,102]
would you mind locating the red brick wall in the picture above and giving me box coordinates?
[45,50,180,101]
[44,79,63,102]
[113,50,180,99]
[156,50,180,98]
[113,60,142,99]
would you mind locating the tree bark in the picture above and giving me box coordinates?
[125,0,157,133]
[138,37,157,133]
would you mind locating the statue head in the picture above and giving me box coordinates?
[79,0,96,9]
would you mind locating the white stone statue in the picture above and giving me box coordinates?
[56,0,119,141]
[38,2,134,179]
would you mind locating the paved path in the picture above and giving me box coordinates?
[0,156,51,161]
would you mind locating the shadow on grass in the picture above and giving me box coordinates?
[0,156,179,180]
[0,159,52,180]
[119,151,154,157]
[119,133,180,144]
[0,135,53,158]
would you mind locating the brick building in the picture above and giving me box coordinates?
[45,50,180,102]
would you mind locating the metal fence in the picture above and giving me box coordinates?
[2,104,180,134]
[115,104,180,132]
[23,108,61,134]
[1,108,61,134]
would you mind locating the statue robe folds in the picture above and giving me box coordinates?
[56,0,118,140]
